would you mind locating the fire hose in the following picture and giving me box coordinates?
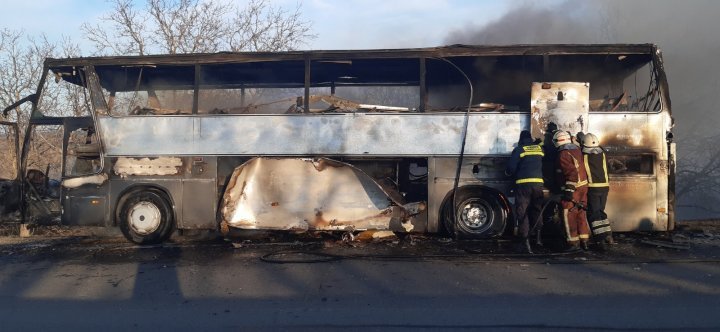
[512,194,588,253]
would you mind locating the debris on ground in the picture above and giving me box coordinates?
[356,230,397,242]
[639,239,690,250]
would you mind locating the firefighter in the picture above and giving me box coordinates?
[580,132,614,247]
[505,130,544,253]
[553,130,591,250]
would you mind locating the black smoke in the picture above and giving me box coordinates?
[446,0,720,219]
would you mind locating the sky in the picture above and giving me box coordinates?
[0,0,517,51]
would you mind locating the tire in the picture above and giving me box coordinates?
[442,188,506,239]
[118,189,175,244]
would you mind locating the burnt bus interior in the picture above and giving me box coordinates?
[59,47,661,115]
[4,45,668,241]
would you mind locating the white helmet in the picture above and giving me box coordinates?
[552,130,572,147]
[582,132,600,148]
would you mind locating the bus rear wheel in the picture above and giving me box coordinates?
[443,189,506,239]
[118,189,175,244]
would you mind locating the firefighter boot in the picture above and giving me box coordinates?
[564,241,580,252]
[581,239,590,251]
[524,238,534,254]
[606,234,616,245]
[535,229,543,247]
[515,238,533,254]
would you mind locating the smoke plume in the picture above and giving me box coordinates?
[446,0,720,219]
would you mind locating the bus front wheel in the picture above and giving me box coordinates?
[118,189,175,244]
[443,189,506,239]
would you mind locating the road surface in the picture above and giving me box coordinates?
[0,228,719,331]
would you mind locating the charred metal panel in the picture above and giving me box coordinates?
[180,179,217,229]
[63,196,107,226]
[587,113,667,151]
[606,179,662,231]
[588,111,671,230]
[530,82,589,140]
[220,158,422,232]
[97,113,528,157]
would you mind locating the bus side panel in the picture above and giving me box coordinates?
[588,112,669,231]
[605,179,660,231]
[428,157,512,233]
[96,114,528,157]
[180,179,217,230]
[62,182,109,226]
[180,156,217,230]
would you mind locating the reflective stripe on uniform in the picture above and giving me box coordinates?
[584,153,609,187]
[591,219,610,228]
[592,226,612,235]
[520,151,544,158]
[519,145,544,158]
[516,178,544,184]
[588,182,610,187]
[579,234,590,239]
[566,180,588,187]
[563,209,577,241]
[568,153,588,187]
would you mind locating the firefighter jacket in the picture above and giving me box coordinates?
[557,144,588,191]
[583,147,610,188]
[505,137,544,185]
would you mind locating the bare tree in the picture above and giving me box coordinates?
[676,133,720,216]
[0,29,55,125]
[0,29,86,179]
[82,0,148,55]
[230,0,314,52]
[82,0,315,55]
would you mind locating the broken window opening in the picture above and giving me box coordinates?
[607,154,655,175]
[589,61,661,113]
[0,125,18,180]
[43,69,93,118]
[65,127,101,177]
[25,125,63,199]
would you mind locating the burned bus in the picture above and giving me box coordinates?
[0,44,674,244]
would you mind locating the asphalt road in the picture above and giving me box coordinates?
[0,232,719,331]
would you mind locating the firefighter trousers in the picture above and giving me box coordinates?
[514,184,544,238]
[561,186,590,243]
[587,187,612,241]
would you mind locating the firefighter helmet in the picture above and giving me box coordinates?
[552,130,572,147]
[582,132,600,148]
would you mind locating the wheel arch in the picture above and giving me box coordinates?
[113,183,176,227]
[439,185,512,235]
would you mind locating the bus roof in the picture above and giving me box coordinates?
[46,44,659,67]
[46,44,661,91]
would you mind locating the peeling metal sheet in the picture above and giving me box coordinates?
[61,174,108,188]
[113,157,182,177]
[530,82,589,139]
[220,158,423,232]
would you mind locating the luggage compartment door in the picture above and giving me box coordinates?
[530,82,590,140]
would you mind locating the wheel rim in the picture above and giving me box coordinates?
[127,201,162,235]
[458,199,492,231]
